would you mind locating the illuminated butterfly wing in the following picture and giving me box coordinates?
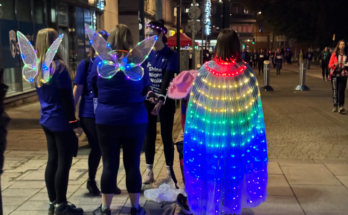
[17,31,38,82]
[121,35,158,81]
[41,34,64,83]
[85,23,119,79]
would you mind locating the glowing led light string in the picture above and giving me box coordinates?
[193,86,255,101]
[206,64,247,77]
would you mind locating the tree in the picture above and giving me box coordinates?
[243,0,348,48]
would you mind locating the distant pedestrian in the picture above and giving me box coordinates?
[241,49,246,61]
[305,48,313,69]
[319,47,331,81]
[288,50,293,64]
[270,49,276,68]
[299,49,304,65]
[248,50,253,67]
[329,40,348,114]
[257,48,265,75]
[275,48,283,75]
[245,49,251,64]
[253,49,258,68]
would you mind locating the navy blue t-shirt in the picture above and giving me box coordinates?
[90,57,151,126]
[36,61,74,131]
[74,58,95,118]
[142,45,178,94]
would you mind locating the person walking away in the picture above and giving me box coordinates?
[168,29,268,215]
[88,24,155,215]
[241,49,246,61]
[299,49,304,65]
[270,49,276,68]
[245,50,251,65]
[247,50,253,67]
[18,28,84,214]
[319,47,331,81]
[142,19,179,184]
[275,48,283,75]
[253,50,258,68]
[73,30,122,196]
[288,49,293,64]
[328,40,348,114]
[257,48,265,75]
[306,48,313,69]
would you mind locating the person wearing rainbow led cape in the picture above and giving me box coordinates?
[168,29,268,215]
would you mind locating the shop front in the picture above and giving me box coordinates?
[0,0,105,98]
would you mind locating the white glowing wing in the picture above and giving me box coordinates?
[84,24,114,62]
[17,31,38,82]
[126,35,158,65]
[41,34,64,83]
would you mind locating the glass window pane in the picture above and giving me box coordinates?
[18,0,31,21]
[237,26,242,32]
[34,0,44,24]
[0,0,15,20]
[242,26,247,32]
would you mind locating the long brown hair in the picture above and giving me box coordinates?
[215,29,242,62]
[35,28,66,87]
[107,24,133,58]
[88,29,109,58]
[333,40,348,56]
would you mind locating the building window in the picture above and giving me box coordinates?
[242,26,247,32]
[232,6,238,14]
[247,26,253,33]
[244,9,249,14]
[238,26,242,32]
[34,0,44,24]
[17,0,31,21]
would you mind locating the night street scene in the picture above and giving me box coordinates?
[1,0,348,215]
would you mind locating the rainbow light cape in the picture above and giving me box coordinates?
[170,60,268,215]
[85,24,157,81]
[17,31,64,83]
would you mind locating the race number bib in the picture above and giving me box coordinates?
[277,56,282,59]
[260,55,264,58]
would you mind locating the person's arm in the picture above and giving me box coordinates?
[73,60,86,106]
[73,85,84,106]
[159,69,175,101]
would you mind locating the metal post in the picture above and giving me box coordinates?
[295,62,310,91]
[156,0,162,20]
[177,0,181,72]
[192,0,196,70]
[260,60,274,91]
[139,0,145,41]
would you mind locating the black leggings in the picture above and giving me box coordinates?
[144,100,175,167]
[43,126,77,203]
[80,117,101,181]
[322,65,329,80]
[97,123,147,194]
[331,76,348,107]
[258,62,264,75]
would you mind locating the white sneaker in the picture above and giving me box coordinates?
[142,169,154,184]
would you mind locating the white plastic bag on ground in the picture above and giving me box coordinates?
[144,183,186,203]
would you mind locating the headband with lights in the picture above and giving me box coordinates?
[146,24,167,34]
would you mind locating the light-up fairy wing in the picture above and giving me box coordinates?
[85,24,119,79]
[121,35,158,81]
[41,34,64,83]
[17,31,38,83]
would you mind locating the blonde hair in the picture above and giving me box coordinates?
[35,28,67,87]
[107,24,133,58]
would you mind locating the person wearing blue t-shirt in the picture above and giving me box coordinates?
[73,30,121,196]
[90,24,150,215]
[35,28,84,215]
[142,19,179,184]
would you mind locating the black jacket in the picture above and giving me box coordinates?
[319,51,331,66]
[257,52,266,63]
[305,52,314,60]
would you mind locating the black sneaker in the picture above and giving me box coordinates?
[87,180,101,196]
[130,207,147,215]
[114,186,122,195]
[93,205,111,215]
[176,194,192,215]
[48,201,56,215]
[54,202,83,215]
[339,107,346,114]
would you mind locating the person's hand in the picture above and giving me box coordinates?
[74,127,83,138]
[151,100,163,115]
[149,97,158,104]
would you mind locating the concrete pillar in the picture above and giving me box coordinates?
[101,0,119,31]
[156,0,163,20]
[118,0,140,43]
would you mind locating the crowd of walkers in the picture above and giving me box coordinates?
[17,18,179,215]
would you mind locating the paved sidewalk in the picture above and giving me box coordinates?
[2,65,348,215]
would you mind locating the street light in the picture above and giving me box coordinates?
[258,11,262,15]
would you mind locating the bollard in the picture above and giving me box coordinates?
[295,62,310,91]
[260,60,274,91]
